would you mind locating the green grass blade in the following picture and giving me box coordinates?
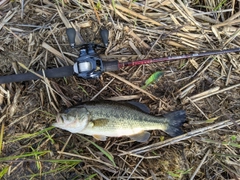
[111,0,116,10]
[201,138,240,148]
[0,121,5,155]
[0,158,82,164]
[7,126,55,143]
[205,116,219,123]
[39,110,56,118]
[29,147,42,170]
[85,173,97,180]
[214,153,240,158]
[78,85,89,96]
[96,0,102,11]
[78,135,116,166]
[142,71,163,89]
[168,168,192,178]
[0,166,9,178]
[0,151,51,161]
[43,130,55,144]
[214,0,227,11]
[43,159,82,163]
[26,161,80,179]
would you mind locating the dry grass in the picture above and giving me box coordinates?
[0,0,240,179]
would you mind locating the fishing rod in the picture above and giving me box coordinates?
[0,28,240,84]
[118,48,240,68]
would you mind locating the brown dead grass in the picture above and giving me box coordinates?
[0,0,240,179]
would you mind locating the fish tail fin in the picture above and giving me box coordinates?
[163,110,186,137]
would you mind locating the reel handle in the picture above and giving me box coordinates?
[66,28,76,48]
[100,28,109,47]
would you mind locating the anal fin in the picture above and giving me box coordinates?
[93,135,107,141]
[129,131,150,142]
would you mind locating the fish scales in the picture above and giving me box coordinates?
[85,103,168,129]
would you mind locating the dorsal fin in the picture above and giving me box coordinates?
[127,101,150,114]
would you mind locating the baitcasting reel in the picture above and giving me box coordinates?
[66,27,119,79]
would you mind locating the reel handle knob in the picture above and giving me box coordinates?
[100,28,109,47]
[66,28,76,48]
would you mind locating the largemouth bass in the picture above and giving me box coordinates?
[53,101,186,142]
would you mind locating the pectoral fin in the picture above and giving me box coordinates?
[93,135,107,141]
[129,131,150,142]
[92,119,109,127]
